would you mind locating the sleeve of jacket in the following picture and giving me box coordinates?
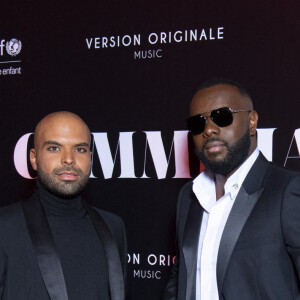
[117,217,128,297]
[281,174,300,283]
[0,247,5,298]
[0,214,7,299]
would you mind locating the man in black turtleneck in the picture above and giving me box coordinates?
[0,111,127,300]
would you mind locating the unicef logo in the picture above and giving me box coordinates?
[6,39,22,56]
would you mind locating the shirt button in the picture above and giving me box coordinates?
[233,183,238,189]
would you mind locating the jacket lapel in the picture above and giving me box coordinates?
[182,194,203,300]
[22,192,69,300]
[82,201,125,300]
[216,153,269,298]
[22,192,125,300]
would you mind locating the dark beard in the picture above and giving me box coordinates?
[37,165,90,198]
[196,129,251,175]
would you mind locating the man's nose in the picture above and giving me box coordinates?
[61,150,74,165]
[203,117,220,137]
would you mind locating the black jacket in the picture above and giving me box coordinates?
[163,153,300,300]
[0,192,127,300]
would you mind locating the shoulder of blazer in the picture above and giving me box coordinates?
[0,202,25,247]
[91,207,126,245]
[177,181,195,219]
[244,152,300,193]
[178,181,194,210]
[93,207,125,229]
[266,160,300,180]
[0,201,24,227]
[242,153,269,193]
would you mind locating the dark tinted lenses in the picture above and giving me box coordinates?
[187,114,206,135]
[187,107,234,135]
[210,107,233,127]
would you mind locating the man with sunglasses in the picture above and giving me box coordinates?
[163,79,300,300]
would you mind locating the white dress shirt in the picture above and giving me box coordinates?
[193,148,259,300]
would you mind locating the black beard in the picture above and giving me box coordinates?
[196,129,251,175]
[37,165,90,199]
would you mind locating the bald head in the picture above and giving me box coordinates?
[30,111,92,198]
[34,111,91,149]
[195,78,254,107]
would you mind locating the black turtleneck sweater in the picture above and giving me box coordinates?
[37,182,110,300]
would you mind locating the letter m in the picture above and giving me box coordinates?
[142,131,191,179]
[91,132,136,179]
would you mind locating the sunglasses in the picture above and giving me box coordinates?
[187,107,251,135]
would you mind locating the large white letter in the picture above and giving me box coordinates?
[91,132,136,179]
[257,128,276,161]
[142,131,191,179]
[13,133,35,179]
[118,132,136,178]
[284,128,300,166]
[173,131,191,178]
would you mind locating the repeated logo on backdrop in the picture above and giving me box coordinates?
[0,38,22,76]
[85,27,224,60]
[128,252,176,280]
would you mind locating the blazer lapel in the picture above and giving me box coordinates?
[182,194,203,300]
[82,201,125,300]
[216,153,269,298]
[22,193,125,300]
[22,192,69,300]
[216,186,264,298]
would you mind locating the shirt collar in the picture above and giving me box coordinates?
[224,148,259,200]
[193,148,260,211]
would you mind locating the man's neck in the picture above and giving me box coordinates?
[214,173,227,200]
[36,180,84,218]
[213,147,257,200]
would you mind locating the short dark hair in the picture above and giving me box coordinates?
[197,78,252,100]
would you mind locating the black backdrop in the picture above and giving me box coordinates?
[1,1,300,299]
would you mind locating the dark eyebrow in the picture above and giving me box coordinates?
[74,143,90,147]
[43,141,62,147]
[42,141,90,148]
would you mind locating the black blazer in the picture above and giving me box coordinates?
[163,153,300,300]
[0,193,127,300]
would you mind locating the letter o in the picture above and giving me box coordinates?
[148,254,157,265]
[148,33,158,44]
[122,35,132,46]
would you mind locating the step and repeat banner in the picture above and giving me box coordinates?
[1,1,300,299]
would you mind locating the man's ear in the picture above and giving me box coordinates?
[30,148,37,171]
[249,110,258,136]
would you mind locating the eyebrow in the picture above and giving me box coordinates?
[74,143,90,147]
[43,141,90,148]
[43,141,62,147]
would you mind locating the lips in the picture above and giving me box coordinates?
[204,141,226,153]
[57,171,78,181]
[205,141,225,149]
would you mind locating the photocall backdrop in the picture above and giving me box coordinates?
[1,1,300,299]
